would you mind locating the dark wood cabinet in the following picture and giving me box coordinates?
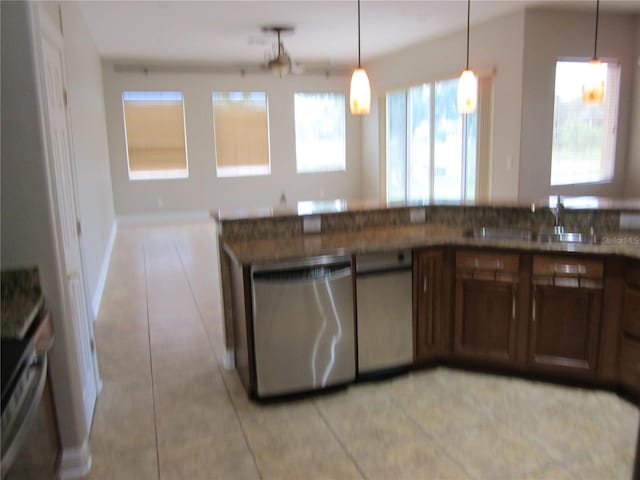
[414,249,451,361]
[453,250,520,365]
[528,255,604,376]
[618,261,640,393]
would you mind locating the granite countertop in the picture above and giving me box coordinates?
[1,268,44,340]
[214,196,640,221]
[224,223,640,266]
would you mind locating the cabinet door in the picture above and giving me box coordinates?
[619,262,640,392]
[414,250,445,361]
[529,285,602,374]
[453,251,519,364]
[454,278,518,363]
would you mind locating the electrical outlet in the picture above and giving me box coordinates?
[410,208,426,224]
[303,215,321,234]
[620,212,640,229]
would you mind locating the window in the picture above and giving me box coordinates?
[122,91,188,180]
[550,60,620,186]
[386,78,478,203]
[212,91,270,177]
[294,93,345,173]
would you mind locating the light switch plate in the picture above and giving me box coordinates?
[303,215,322,234]
[410,208,426,224]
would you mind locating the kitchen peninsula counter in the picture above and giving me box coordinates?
[223,222,640,266]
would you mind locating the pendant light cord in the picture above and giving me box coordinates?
[357,0,362,68]
[466,0,470,70]
[593,0,599,60]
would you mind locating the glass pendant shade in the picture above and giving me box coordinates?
[582,59,605,104]
[350,68,371,115]
[457,69,478,114]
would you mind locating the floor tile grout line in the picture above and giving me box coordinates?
[143,233,163,480]
[172,235,264,480]
[383,388,480,480]
[312,400,369,480]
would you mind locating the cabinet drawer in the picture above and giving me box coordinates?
[457,251,519,275]
[619,336,640,392]
[533,255,603,288]
[533,256,603,280]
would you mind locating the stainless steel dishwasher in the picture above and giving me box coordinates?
[356,250,413,375]
[251,255,355,397]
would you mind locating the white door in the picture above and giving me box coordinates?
[38,5,100,430]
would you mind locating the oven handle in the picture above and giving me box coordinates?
[0,353,48,479]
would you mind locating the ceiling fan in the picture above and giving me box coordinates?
[261,26,304,76]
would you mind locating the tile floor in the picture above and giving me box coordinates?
[83,222,639,480]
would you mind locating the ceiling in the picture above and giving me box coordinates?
[78,0,640,70]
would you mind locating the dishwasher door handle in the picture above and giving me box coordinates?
[356,265,412,277]
[253,264,352,284]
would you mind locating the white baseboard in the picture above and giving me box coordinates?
[223,348,235,370]
[58,440,92,479]
[116,210,211,226]
[91,220,117,319]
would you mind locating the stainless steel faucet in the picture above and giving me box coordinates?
[552,195,564,233]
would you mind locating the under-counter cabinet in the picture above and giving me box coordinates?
[529,255,604,377]
[454,250,520,365]
[618,260,640,393]
[414,249,452,362]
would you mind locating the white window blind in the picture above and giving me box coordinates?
[122,91,188,180]
[212,92,270,177]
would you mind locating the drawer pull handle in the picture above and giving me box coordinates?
[473,258,504,271]
[423,275,427,294]
[551,263,586,275]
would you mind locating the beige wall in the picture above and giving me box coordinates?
[362,10,526,202]
[61,2,116,314]
[624,16,640,196]
[518,10,637,201]
[102,66,362,217]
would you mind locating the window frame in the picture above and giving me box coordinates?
[121,90,189,181]
[294,92,346,174]
[549,59,621,187]
[385,77,482,204]
[212,91,271,178]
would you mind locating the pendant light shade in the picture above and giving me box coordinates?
[583,0,604,104]
[350,0,371,115]
[457,0,477,114]
[582,59,605,103]
[457,69,478,114]
[350,68,371,114]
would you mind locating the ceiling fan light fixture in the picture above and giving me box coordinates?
[582,0,604,104]
[350,0,371,115]
[457,0,477,114]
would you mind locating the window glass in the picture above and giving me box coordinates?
[212,91,270,177]
[386,91,407,203]
[551,61,620,186]
[122,91,188,180]
[294,93,345,173]
[386,78,477,203]
[408,84,431,202]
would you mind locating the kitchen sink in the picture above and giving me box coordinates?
[465,227,534,241]
[467,227,595,244]
[535,231,593,244]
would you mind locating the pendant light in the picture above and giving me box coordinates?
[582,0,605,104]
[350,0,371,115]
[457,0,477,114]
